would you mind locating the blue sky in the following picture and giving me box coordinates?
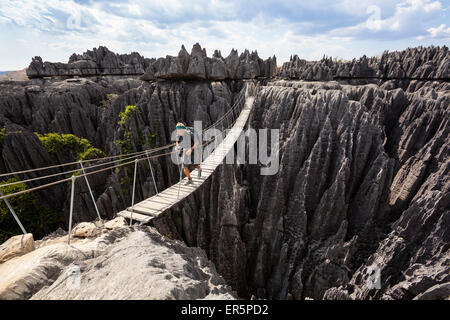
[0,0,449,70]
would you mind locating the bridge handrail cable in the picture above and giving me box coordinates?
[0,84,250,201]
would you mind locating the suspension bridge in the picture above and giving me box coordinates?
[0,82,256,244]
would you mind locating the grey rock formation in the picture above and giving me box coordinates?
[26,46,155,78]
[0,77,243,227]
[278,55,333,80]
[0,233,35,264]
[27,44,276,81]
[0,226,236,299]
[279,46,450,80]
[143,43,277,80]
[174,78,449,300]
[2,45,449,300]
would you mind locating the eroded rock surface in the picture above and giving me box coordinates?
[1,45,449,300]
[0,77,244,226]
[0,233,35,264]
[279,46,449,80]
[26,44,277,81]
[27,46,154,78]
[177,78,449,300]
[143,43,276,80]
[0,226,236,300]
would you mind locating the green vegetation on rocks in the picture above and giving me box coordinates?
[0,178,64,244]
[114,105,162,198]
[100,93,119,109]
[0,127,6,145]
[116,105,138,154]
[115,132,133,155]
[35,133,105,161]
[118,105,138,126]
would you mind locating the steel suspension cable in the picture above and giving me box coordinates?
[0,84,252,200]
[0,90,246,179]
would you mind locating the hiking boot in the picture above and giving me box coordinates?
[184,178,193,186]
[197,168,202,178]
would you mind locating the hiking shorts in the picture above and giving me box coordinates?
[183,150,200,171]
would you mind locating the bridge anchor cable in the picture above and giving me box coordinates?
[79,161,103,226]
[146,151,158,195]
[129,158,138,226]
[67,175,76,245]
[0,189,27,235]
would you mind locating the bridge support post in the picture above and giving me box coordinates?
[130,158,138,226]
[79,161,103,226]
[177,151,184,199]
[146,151,158,195]
[0,190,27,235]
[67,175,76,245]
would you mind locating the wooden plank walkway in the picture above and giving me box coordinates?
[117,94,255,224]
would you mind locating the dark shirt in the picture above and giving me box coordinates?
[177,127,200,151]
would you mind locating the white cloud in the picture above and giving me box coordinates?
[427,23,450,38]
[0,0,448,70]
[331,0,444,39]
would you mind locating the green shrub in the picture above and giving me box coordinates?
[0,178,64,244]
[118,105,138,127]
[0,127,6,145]
[147,133,160,147]
[115,131,133,155]
[120,176,132,196]
[100,93,119,109]
[35,133,105,161]
[79,147,106,161]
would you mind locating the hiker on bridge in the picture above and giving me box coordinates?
[175,122,202,185]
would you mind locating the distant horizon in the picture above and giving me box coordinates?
[1,1,449,70]
[2,42,449,72]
